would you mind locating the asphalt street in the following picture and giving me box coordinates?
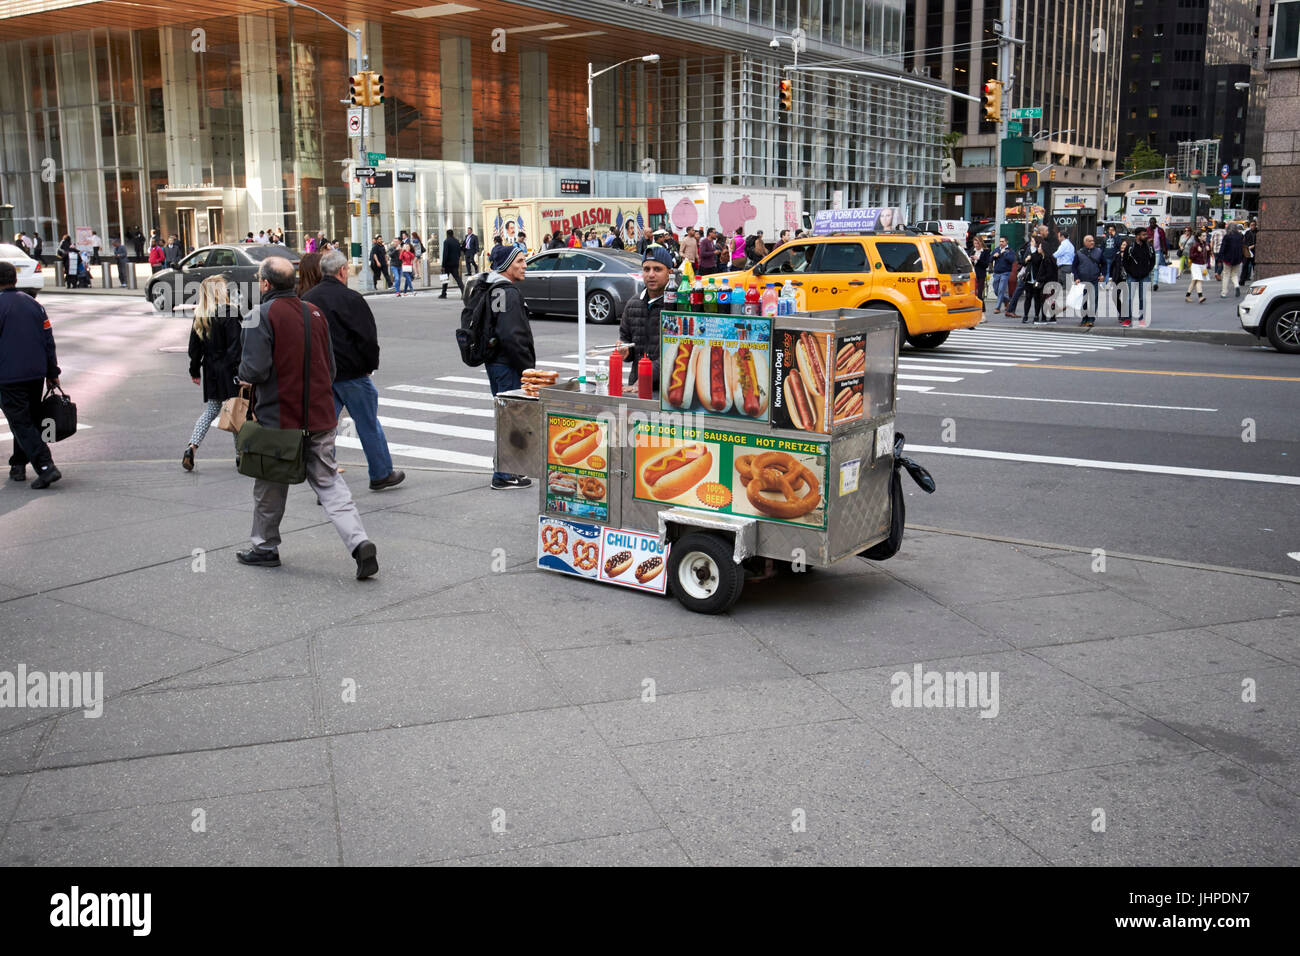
[19,288,1294,575]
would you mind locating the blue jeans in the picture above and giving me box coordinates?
[1126,278,1148,321]
[1007,277,1026,312]
[399,269,413,293]
[332,376,394,482]
[390,265,401,292]
[992,272,1010,309]
[486,363,522,481]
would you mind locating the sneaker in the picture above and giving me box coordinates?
[1004,312,1018,318]
[30,466,61,489]
[1119,319,1132,327]
[9,466,25,482]
[182,446,195,471]
[491,475,533,490]
[352,540,379,580]
[1153,284,1159,291]
[369,470,406,491]
[236,547,281,568]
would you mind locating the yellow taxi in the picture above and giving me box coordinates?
[714,230,983,349]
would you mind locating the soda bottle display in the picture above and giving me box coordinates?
[690,275,704,311]
[678,273,692,311]
[778,282,797,315]
[761,282,779,317]
[664,271,678,308]
[717,278,731,314]
[703,278,717,313]
[743,283,760,316]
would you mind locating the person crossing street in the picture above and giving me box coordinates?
[0,262,63,489]
[440,229,464,298]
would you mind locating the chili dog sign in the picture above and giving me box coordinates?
[537,517,669,594]
[632,420,829,530]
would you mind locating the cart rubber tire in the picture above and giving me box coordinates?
[667,532,745,614]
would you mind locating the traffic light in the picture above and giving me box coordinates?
[983,80,1002,122]
[1015,169,1038,191]
[1049,168,1056,181]
[778,79,792,112]
[367,200,380,216]
[349,72,365,106]
[347,200,361,217]
[1167,171,1179,184]
[365,72,384,106]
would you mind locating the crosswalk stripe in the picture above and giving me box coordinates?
[0,423,93,442]
[436,376,491,386]
[898,364,991,374]
[336,435,492,469]
[902,356,1019,367]
[536,360,583,371]
[379,397,495,417]
[898,373,963,383]
[358,415,495,442]
[389,384,494,400]
[898,385,934,392]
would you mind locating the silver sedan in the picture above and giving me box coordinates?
[520,248,646,325]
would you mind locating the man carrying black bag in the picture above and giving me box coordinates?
[237,257,379,579]
[0,262,63,489]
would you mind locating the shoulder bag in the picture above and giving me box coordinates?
[235,303,312,484]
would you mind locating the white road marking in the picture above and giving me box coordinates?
[389,384,494,401]
[898,373,964,383]
[1288,552,1300,562]
[436,376,491,386]
[535,360,583,371]
[0,423,94,441]
[913,391,1217,412]
[908,444,1300,487]
[379,397,495,417]
[898,364,991,374]
[357,415,494,441]
[898,385,934,392]
[336,435,492,469]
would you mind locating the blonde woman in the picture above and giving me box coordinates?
[183,275,243,470]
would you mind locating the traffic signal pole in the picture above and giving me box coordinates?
[994,0,1013,243]
[357,31,371,291]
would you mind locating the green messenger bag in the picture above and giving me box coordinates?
[235,302,314,484]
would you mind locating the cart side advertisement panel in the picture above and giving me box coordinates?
[545,414,610,521]
[632,419,828,529]
[538,517,669,594]
[659,312,772,423]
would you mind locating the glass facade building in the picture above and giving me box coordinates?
[1,1,946,251]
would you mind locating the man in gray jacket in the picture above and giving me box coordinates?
[238,256,379,579]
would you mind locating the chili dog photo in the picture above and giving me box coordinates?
[634,440,715,502]
[729,346,770,418]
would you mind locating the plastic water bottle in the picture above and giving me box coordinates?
[779,282,797,315]
[761,282,779,317]
[717,278,731,314]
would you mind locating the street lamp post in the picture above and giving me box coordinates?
[588,54,659,198]
[280,0,371,289]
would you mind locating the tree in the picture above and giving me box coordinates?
[1123,141,1165,175]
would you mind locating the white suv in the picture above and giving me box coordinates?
[1239,274,1300,353]
[0,243,46,297]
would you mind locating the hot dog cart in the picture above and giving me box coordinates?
[494,307,933,614]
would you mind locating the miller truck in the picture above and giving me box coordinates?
[481,198,671,254]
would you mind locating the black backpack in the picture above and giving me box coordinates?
[455,273,498,367]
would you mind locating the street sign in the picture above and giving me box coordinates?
[1010,107,1042,119]
[396,170,415,183]
[1007,121,1022,133]
[1220,164,1230,178]
[354,167,376,178]
[366,171,393,189]
[347,108,362,138]
[560,178,591,195]
[367,152,386,165]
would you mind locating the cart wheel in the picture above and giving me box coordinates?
[667,532,744,614]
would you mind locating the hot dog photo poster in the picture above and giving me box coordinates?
[546,414,610,522]
[770,329,834,433]
[659,313,772,423]
[633,420,828,530]
[537,517,670,595]
[831,333,867,426]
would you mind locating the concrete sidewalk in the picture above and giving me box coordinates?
[1,458,1295,865]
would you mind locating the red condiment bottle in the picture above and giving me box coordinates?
[637,356,653,399]
[608,351,623,396]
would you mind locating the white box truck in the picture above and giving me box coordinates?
[660,184,806,241]
[481,197,671,255]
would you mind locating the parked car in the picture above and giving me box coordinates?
[914,219,969,241]
[516,247,645,324]
[0,243,46,297]
[145,244,301,313]
[1239,274,1300,353]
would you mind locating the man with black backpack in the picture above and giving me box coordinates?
[457,247,535,490]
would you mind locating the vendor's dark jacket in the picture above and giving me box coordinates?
[187,304,242,402]
[1123,241,1155,281]
[302,275,380,382]
[619,289,663,390]
[484,272,536,371]
[238,287,337,431]
[0,289,60,385]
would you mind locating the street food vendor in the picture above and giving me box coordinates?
[615,246,673,393]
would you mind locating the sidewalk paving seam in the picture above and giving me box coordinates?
[406,825,673,866]
[4,780,329,824]
[905,524,1300,584]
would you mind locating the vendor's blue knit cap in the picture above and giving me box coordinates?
[642,246,673,268]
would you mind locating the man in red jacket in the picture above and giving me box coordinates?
[237,256,378,579]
